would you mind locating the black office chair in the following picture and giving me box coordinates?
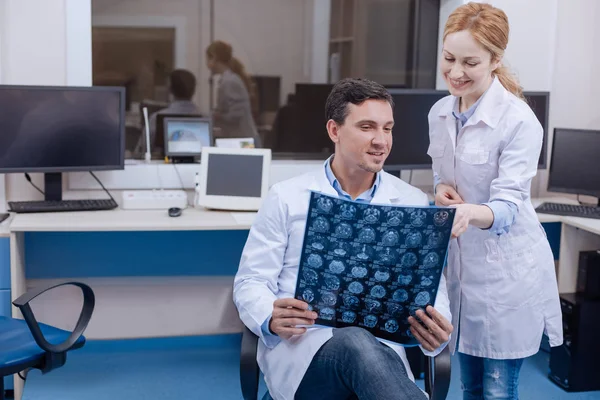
[240,326,451,400]
[0,282,95,400]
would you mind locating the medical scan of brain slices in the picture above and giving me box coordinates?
[295,192,455,344]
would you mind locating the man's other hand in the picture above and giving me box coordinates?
[270,298,318,340]
[408,306,454,352]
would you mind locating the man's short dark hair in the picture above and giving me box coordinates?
[169,69,197,100]
[325,78,394,125]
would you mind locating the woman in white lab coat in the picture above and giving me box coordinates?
[427,3,563,399]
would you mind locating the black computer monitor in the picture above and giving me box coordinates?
[0,85,125,201]
[163,116,212,163]
[548,128,600,203]
[273,83,334,158]
[384,89,449,172]
[523,91,550,169]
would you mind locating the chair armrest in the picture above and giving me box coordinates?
[240,326,260,400]
[424,345,451,400]
[12,281,95,354]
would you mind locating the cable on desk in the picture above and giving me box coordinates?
[24,173,44,195]
[89,171,117,203]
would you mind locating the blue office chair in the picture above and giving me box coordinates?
[0,282,94,400]
[240,326,451,400]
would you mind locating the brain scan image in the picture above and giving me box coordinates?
[358,227,377,243]
[428,232,445,248]
[325,276,340,291]
[354,244,374,261]
[342,311,357,323]
[310,235,328,252]
[320,307,335,320]
[410,210,428,227]
[307,253,323,268]
[321,292,338,306]
[312,216,330,233]
[386,210,404,226]
[302,288,315,303]
[387,302,403,317]
[384,319,399,333]
[348,281,364,294]
[393,289,409,303]
[363,208,381,224]
[328,260,346,274]
[339,203,357,220]
[423,252,440,268]
[332,240,352,257]
[414,291,431,306]
[334,222,353,239]
[364,299,382,313]
[374,268,391,282]
[351,265,369,279]
[406,232,423,248]
[434,210,450,227]
[397,274,413,286]
[420,276,434,287]
[302,268,318,285]
[364,314,378,328]
[381,229,400,246]
[298,193,454,345]
[376,247,397,266]
[343,295,360,309]
[317,197,334,213]
[370,285,386,299]
[401,252,418,267]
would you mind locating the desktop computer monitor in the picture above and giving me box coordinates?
[548,128,600,201]
[384,89,449,171]
[0,85,125,201]
[163,116,212,162]
[197,147,271,211]
[523,92,550,169]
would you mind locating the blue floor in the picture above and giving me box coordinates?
[20,334,600,400]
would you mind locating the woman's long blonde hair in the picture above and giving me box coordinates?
[206,40,258,115]
[444,2,523,99]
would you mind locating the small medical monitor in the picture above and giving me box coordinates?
[197,147,271,211]
[163,117,212,157]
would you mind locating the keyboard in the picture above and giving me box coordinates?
[9,199,118,213]
[535,202,600,219]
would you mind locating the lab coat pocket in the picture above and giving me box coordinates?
[427,142,446,178]
[484,235,542,308]
[456,146,491,185]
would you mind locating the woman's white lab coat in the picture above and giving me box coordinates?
[427,77,563,359]
[233,167,452,400]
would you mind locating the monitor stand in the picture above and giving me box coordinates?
[44,172,63,201]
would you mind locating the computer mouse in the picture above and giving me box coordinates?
[168,207,182,217]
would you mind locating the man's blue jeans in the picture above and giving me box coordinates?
[293,327,427,400]
[459,353,524,400]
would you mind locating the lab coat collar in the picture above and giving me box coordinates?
[437,76,507,129]
[308,165,404,204]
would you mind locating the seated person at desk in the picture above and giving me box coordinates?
[233,78,453,400]
[134,69,200,158]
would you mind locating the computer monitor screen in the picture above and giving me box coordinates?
[164,117,211,157]
[523,92,549,169]
[198,147,271,211]
[385,89,449,171]
[0,85,125,173]
[273,83,334,157]
[548,128,600,198]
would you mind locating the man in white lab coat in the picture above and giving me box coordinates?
[233,78,453,400]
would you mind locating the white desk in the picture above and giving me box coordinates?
[8,208,255,400]
[6,200,600,400]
